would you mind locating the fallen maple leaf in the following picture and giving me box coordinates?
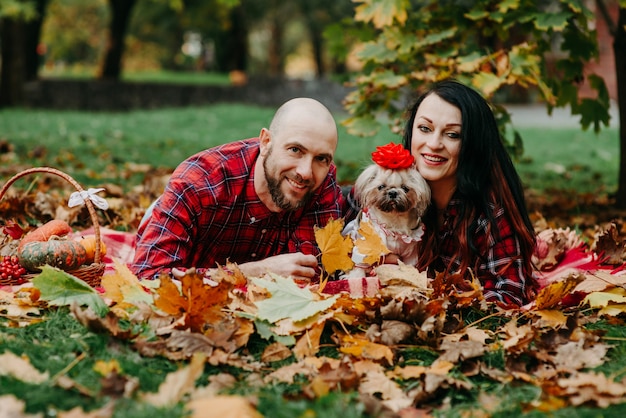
[0,395,39,418]
[594,223,626,265]
[556,371,626,407]
[261,342,292,363]
[359,370,413,412]
[339,334,394,365]
[293,321,325,359]
[2,219,23,239]
[141,352,206,407]
[535,273,584,310]
[154,271,231,332]
[573,270,626,294]
[375,262,429,289]
[71,304,137,339]
[0,351,49,384]
[314,218,354,274]
[583,287,626,309]
[101,258,152,312]
[251,274,338,323]
[355,219,391,265]
[186,395,263,418]
[32,265,108,317]
[0,289,41,320]
[533,309,568,328]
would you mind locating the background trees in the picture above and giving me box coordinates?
[342,0,625,206]
[0,0,623,203]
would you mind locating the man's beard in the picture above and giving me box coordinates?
[263,149,314,211]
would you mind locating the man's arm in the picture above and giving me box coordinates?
[131,177,202,279]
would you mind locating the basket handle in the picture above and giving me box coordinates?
[0,167,103,264]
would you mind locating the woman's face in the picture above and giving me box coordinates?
[410,93,462,192]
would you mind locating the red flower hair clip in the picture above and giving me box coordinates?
[371,142,415,170]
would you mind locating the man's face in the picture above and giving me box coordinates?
[261,129,335,211]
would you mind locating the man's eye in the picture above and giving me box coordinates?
[289,147,301,153]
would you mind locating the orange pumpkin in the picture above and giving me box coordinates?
[78,235,107,263]
[17,219,72,252]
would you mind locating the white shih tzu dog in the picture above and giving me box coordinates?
[343,143,431,272]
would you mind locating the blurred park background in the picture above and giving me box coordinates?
[0,0,624,210]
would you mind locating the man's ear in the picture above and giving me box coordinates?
[259,128,271,155]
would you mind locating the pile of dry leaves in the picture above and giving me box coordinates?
[1,168,626,417]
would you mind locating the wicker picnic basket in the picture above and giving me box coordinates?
[0,167,105,287]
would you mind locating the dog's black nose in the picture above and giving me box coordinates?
[388,190,398,199]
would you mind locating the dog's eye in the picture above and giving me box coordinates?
[377,184,385,190]
[401,185,410,192]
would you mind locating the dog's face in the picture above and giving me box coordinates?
[354,164,431,220]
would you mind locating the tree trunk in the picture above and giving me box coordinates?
[309,24,324,78]
[0,18,26,107]
[614,7,626,208]
[267,16,284,76]
[24,0,49,82]
[99,0,137,80]
[213,5,247,72]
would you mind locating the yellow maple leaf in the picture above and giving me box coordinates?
[355,219,390,265]
[101,258,153,312]
[315,218,354,274]
[339,334,393,365]
[584,287,626,309]
[535,273,584,310]
[533,309,568,328]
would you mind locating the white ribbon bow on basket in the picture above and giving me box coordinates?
[68,188,109,210]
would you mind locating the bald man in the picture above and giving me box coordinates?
[131,98,343,281]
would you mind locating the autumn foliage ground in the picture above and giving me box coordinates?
[0,107,625,417]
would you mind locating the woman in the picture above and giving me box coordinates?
[403,79,537,306]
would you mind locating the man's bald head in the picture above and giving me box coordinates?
[268,98,337,148]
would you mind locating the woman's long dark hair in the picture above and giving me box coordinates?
[402,79,536,285]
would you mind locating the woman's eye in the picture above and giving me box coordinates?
[418,125,431,133]
[447,131,460,139]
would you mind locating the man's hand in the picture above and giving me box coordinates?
[239,253,319,282]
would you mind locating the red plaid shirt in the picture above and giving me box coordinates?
[432,198,532,306]
[131,139,343,279]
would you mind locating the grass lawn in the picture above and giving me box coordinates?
[0,105,619,195]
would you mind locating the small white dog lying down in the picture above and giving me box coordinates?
[343,143,431,273]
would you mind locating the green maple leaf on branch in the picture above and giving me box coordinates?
[251,274,338,323]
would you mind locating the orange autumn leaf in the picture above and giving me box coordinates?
[355,219,390,265]
[293,321,325,360]
[315,218,354,274]
[155,272,231,333]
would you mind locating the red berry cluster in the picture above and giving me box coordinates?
[0,255,27,282]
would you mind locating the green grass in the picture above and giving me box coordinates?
[40,68,233,86]
[0,105,619,195]
[513,127,619,195]
[3,308,626,417]
[0,105,398,189]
